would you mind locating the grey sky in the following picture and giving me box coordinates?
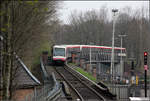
[58,1,149,24]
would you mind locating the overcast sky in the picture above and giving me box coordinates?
[58,1,149,24]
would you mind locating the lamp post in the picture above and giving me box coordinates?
[118,34,126,78]
[110,9,118,82]
[0,35,3,94]
[90,42,93,73]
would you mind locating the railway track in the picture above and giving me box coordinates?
[45,65,63,81]
[66,64,116,100]
[54,65,105,101]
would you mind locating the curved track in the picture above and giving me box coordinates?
[55,66,105,101]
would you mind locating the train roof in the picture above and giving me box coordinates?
[53,45,126,50]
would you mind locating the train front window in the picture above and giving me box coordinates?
[54,48,65,56]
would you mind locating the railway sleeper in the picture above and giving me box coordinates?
[69,80,81,83]
[67,79,78,81]
[74,85,86,89]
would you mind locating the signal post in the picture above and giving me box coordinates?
[144,52,148,97]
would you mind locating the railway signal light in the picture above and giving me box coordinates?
[144,52,148,65]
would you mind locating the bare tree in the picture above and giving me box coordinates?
[0,0,60,99]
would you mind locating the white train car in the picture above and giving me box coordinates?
[52,45,81,64]
[52,45,67,63]
[52,45,126,64]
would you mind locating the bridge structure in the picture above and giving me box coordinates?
[71,47,126,81]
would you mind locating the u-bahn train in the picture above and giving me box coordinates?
[52,45,126,64]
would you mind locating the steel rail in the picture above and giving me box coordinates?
[64,65,105,101]
[54,66,84,101]
[65,65,106,101]
[55,66,105,101]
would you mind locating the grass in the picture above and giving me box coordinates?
[69,64,108,86]
[74,67,97,82]
[68,63,76,65]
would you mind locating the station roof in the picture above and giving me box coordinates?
[14,56,41,88]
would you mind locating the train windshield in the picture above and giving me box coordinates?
[53,48,65,56]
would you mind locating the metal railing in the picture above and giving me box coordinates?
[22,83,53,101]
[21,57,62,101]
[40,57,49,80]
[22,73,61,101]
[46,73,62,101]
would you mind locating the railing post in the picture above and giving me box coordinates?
[34,87,36,101]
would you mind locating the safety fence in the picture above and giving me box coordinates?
[21,73,61,101]
[40,57,49,81]
[108,84,150,101]
[21,57,62,101]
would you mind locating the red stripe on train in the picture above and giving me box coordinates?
[66,46,125,50]
[82,46,125,50]
[53,58,66,61]
[67,46,80,48]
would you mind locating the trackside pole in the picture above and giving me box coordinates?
[144,52,148,97]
